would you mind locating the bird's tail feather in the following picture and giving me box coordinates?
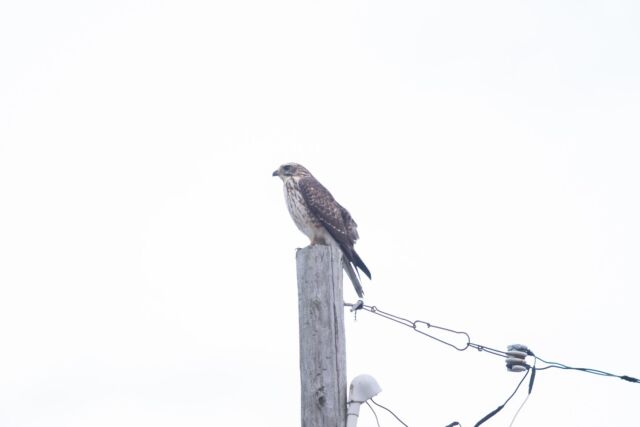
[351,249,371,280]
[342,256,364,298]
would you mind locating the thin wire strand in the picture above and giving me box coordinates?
[504,369,530,408]
[534,356,639,383]
[474,370,530,427]
[469,343,509,358]
[370,398,409,427]
[509,357,535,427]
[509,392,531,427]
[366,401,381,427]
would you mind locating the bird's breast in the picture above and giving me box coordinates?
[283,180,325,242]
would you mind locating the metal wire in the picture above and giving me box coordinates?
[345,301,638,427]
[370,398,409,427]
[358,304,508,359]
[474,369,530,427]
[534,356,640,383]
[352,302,639,385]
[366,401,382,427]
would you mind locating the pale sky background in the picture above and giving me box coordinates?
[1,1,639,426]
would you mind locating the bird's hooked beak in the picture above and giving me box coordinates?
[272,169,280,177]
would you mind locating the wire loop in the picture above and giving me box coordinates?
[358,303,502,358]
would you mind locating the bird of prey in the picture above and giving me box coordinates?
[272,162,371,297]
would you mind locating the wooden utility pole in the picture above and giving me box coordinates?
[296,245,347,427]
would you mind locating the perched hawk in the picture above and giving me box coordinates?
[272,162,371,297]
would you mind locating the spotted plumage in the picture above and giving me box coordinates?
[273,162,371,297]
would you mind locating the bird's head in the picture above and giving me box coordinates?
[272,163,312,181]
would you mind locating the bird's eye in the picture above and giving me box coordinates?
[283,164,292,173]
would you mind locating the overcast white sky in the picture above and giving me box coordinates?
[1,1,639,426]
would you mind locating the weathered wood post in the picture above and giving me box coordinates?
[296,245,347,427]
